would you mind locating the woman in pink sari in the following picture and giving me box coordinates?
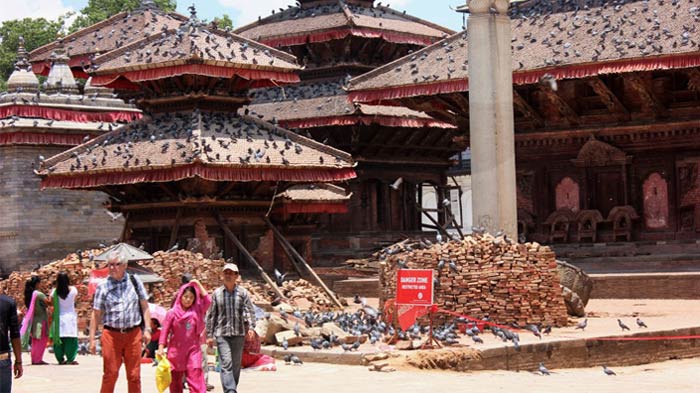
[20,276,51,365]
[157,280,211,393]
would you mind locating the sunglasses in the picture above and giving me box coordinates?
[107,263,125,268]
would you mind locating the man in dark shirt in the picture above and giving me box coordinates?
[1,294,23,392]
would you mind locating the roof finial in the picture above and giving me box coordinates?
[14,36,31,71]
[136,0,159,11]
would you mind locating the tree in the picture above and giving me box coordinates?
[211,14,234,30]
[0,17,67,88]
[70,0,177,33]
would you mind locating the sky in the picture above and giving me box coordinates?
[0,0,466,32]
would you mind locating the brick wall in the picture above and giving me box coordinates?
[591,273,700,299]
[0,145,122,274]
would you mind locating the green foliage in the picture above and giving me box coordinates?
[69,0,177,33]
[211,14,233,30]
[0,17,67,87]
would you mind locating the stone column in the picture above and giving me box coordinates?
[467,0,518,238]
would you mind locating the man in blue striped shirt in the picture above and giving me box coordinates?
[206,263,255,393]
[89,253,152,393]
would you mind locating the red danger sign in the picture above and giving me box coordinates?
[396,269,433,306]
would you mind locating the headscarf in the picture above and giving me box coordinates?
[20,291,39,348]
[168,282,211,337]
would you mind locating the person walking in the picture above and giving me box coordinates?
[49,272,79,365]
[20,275,50,365]
[89,253,152,393]
[157,280,211,393]
[205,263,256,393]
[1,293,23,392]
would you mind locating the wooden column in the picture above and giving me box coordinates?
[168,208,183,249]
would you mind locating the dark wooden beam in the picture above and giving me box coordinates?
[513,89,545,127]
[159,183,178,200]
[686,68,700,92]
[586,76,629,118]
[168,208,183,248]
[624,73,666,116]
[537,85,580,126]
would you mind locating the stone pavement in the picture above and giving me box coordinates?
[11,352,700,393]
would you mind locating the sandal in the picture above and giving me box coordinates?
[68,361,79,365]
[32,361,49,365]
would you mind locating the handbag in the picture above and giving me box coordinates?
[129,274,146,331]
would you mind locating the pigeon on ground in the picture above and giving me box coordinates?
[603,365,616,375]
[636,318,647,328]
[538,362,551,375]
[290,355,303,365]
[618,319,631,331]
[575,319,587,331]
[282,337,288,350]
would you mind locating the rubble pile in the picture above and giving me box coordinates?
[0,249,337,327]
[344,238,432,273]
[379,233,569,327]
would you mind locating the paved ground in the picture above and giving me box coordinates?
[12,353,700,393]
[11,299,700,392]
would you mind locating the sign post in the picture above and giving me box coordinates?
[395,269,440,348]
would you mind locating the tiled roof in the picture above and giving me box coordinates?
[234,1,453,47]
[349,0,700,100]
[248,79,454,128]
[91,18,299,77]
[29,8,186,65]
[38,110,355,187]
[276,183,352,202]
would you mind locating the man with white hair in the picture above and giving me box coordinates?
[89,253,152,393]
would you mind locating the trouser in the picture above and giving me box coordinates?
[216,336,245,393]
[31,323,48,364]
[201,344,210,385]
[100,328,142,393]
[0,355,11,393]
[54,337,78,363]
[170,368,205,393]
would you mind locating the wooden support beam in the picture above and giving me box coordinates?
[624,73,666,116]
[120,212,131,242]
[513,89,545,127]
[264,217,343,309]
[159,183,178,200]
[686,69,700,92]
[215,213,285,300]
[537,85,580,126]
[168,208,183,249]
[585,77,629,117]
[216,182,238,198]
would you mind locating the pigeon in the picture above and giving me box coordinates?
[105,211,123,221]
[448,260,458,273]
[353,294,362,304]
[618,319,630,331]
[538,362,551,375]
[471,335,483,344]
[290,355,303,365]
[543,325,552,335]
[274,269,287,287]
[166,243,179,252]
[602,365,616,375]
[636,318,647,328]
[282,337,289,350]
[539,73,558,91]
[575,318,587,331]
[293,322,301,337]
[341,343,352,352]
[527,324,542,339]
[283,354,292,364]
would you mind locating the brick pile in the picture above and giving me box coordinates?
[0,249,336,330]
[379,233,569,327]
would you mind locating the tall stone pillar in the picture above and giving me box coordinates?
[467,0,517,238]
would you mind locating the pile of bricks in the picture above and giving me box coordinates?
[0,249,335,329]
[379,233,569,327]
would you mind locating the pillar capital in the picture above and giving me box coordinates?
[493,0,510,14]
[467,0,491,14]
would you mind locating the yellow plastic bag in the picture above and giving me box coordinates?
[155,354,172,393]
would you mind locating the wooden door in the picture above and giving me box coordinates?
[595,172,624,216]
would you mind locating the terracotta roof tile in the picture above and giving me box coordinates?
[350,0,700,98]
[234,2,453,46]
[276,183,351,202]
[39,111,354,182]
[29,9,186,64]
[92,20,300,76]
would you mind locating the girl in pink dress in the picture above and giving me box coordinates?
[158,280,211,393]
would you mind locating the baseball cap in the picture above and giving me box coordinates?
[222,263,239,273]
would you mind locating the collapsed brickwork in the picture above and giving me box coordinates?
[379,233,569,327]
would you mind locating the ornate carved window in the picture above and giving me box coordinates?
[555,177,580,212]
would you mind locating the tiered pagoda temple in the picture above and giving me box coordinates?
[38,8,355,275]
[0,39,141,274]
[235,0,462,265]
[349,0,700,270]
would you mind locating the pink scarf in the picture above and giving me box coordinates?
[168,283,211,337]
[19,291,39,345]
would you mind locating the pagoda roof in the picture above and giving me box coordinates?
[38,110,355,189]
[90,20,301,90]
[29,7,187,76]
[234,1,454,48]
[276,183,351,203]
[248,80,455,129]
[349,0,700,103]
